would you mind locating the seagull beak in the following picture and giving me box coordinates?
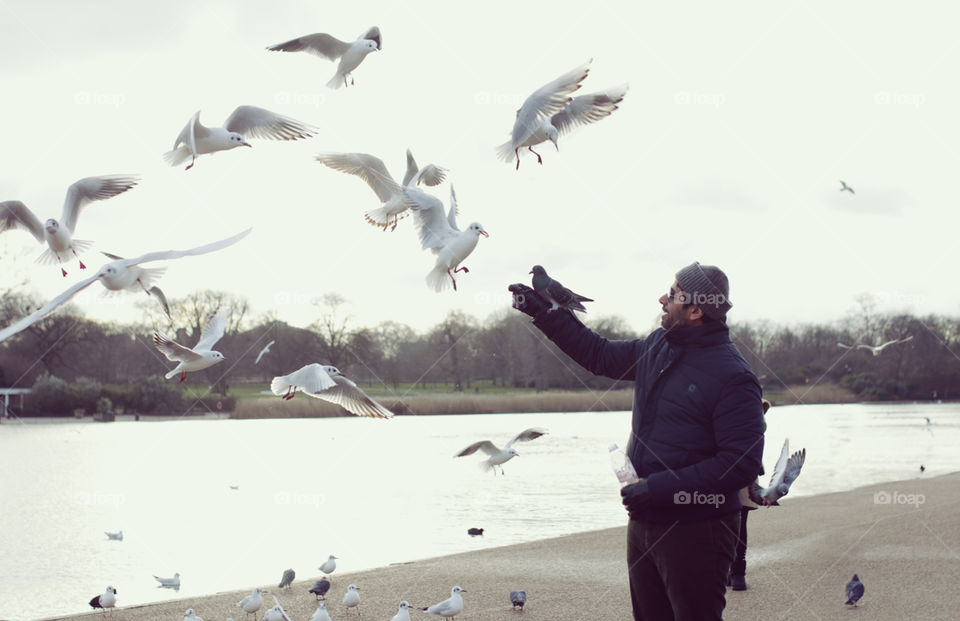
[480,230,489,237]
[243,142,253,148]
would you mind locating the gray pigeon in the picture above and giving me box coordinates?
[510,590,526,610]
[748,438,805,506]
[278,568,295,589]
[309,578,331,600]
[845,574,864,606]
[530,265,593,313]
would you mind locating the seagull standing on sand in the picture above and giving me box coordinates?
[237,588,264,620]
[255,340,276,365]
[104,530,123,541]
[315,149,446,231]
[456,427,549,475]
[273,365,394,418]
[278,568,295,590]
[840,180,855,194]
[0,175,139,276]
[163,106,317,170]
[309,578,331,600]
[184,608,203,621]
[319,555,338,577]
[530,265,593,313]
[342,584,361,616]
[154,572,180,588]
[747,439,806,506]
[0,228,251,343]
[155,308,229,383]
[422,586,465,620]
[845,574,865,606]
[89,586,117,612]
[407,185,488,292]
[310,601,332,621]
[390,601,412,621]
[268,26,382,89]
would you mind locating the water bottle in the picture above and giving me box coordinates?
[610,443,640,486]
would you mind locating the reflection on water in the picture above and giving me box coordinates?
[1,403,957,620]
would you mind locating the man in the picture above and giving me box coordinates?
[509,262,764,621]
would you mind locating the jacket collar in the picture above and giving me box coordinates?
[663,319,730,346]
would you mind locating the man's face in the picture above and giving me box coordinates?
[658,281,700,329]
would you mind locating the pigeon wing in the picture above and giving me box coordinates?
[223,106,316,141]
[551,84,628,136]
[313,374,394,418]
[316,153,399,203]
[546,278,592,312]
[61,175,140,233]
[765,438,790,492]
[0,201,45,243]
[506,426,549,448]
[511,60,592,147]
[456,440,499,457]
[267,33,350,61]
[781,447,806,487]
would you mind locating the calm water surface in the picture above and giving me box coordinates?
[1,403,957,620]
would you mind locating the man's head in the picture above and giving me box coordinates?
[658,262,732,329]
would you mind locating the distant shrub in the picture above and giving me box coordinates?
[130,375,186,414]
[73,376,103,411]
[96,397,113,415]
[30,373,75,416]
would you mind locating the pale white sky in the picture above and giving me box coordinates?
[1,1,958,334]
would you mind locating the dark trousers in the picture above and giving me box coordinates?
[626,512,740,621]
[731,508,750,577]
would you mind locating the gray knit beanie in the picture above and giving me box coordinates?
[674,262,732,320]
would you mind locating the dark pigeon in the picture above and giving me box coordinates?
[510,590,526,610]
[309,577,331,600]
[467,527,484,536]
[530,265,593,313]
[278,568,295,589]
[845,574,865,606]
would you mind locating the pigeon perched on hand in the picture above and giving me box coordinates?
[530,265,593,313]
[748,438,805,506]
[845,574,865,606]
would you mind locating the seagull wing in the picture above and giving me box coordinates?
[313,374,394,418]
[61,175,140,233]
[0,272,102,342]
[358,25,381,49]
[316,152,399,203]
[511,60,591,147]
[551,84,628,136]
[154,332,201,362]
[223,105,317,141]
[446,185,460,230]
[271,363,337,396]
[149,286,171,318]
[255,340,275,364]
[837,342,854,349]
[406,187,456,251]
[172,110,209,151]
[194,307,227,351]
[119,228,251,267]
[0,200,45,243]
[267,33,351,61]
[505,426,549,448]
[455,440,499,457]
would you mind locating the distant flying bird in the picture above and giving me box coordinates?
[467,527,484,536]
[310,601,332,621]
[422,586,465,620]
[857,336,913,356]
[920,464,926,472]
[104,530,123,541]
[342,584,361,615]
[309,578,331,600]
[498,60,627,169]
[164,106,317,170]
[510,590,527,611]
[0,175,139,276]
[229,485,239,490]
[154,572,181,588]
[840,180,855,194]
[407,185,488,292]
[845,574,865,606]
[390,601,413,621]
[0,228,251,343]
[455,427,549,474]
[278,568,295,590]
[315,149,447,231]
[272,364,394,418]
[237,588,264,620]
[836,342,855,350]
[318,554,338,576]
[268,26,382,89]
[255,340,276,365]
[748,438,806,506]
[183,608,203,621]
[89,586,117,611]
[154,308,229,383]
[530,265,593,313]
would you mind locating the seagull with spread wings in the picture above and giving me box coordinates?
[455,427,549,474]
[154,308,229,383]
[857,335,913,356]
[0,229,250,343]
[0,175,139,276]
[164,106,317,170]
[271,364,394,418]
[255,340,276,365]
[268,26,381,89]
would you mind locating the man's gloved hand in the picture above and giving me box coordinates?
[508,283,550,317]
[621,479,651,516]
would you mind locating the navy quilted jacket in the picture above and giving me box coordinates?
[533,311,765,523]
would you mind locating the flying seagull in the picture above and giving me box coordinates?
[237,588,264,620]
[89,586,117,611]
[0,229,251,343]
[840,180,855,194]
[315,149,446,231]
[100,251,171,317]
[857,336,913,356]
[0,175,139,276]
[255,340,276,365]
[530,265,593,313]
[845,574,865,606]
[747,438,806,506]
[273,364,394,418]
[268,26,382,89]
[278,568,295,590]
[164,106,317,170]
[154,572,180,589]
[422,586,465,620]
[104,530,123,541]
[510,590,527,611]
[455,427,549,474]
[154,308,229,383]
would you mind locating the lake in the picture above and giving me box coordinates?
[1,402,957,620]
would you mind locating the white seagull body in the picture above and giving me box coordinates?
[89,586,117,611]
[310,601,332,621]
[342,584,361,615]
[422,586,465,620]
[237,588,264,619]
[273,364,394,418]
[456,427,549,474]
[318,554,338,575]
[316,149,446,230]
[183,608,203,621]
[268,26,382,89]
[407,185,488,292]
[391,601,412,621]
[154,572,180,588]
[255,340,276,365]
[0,229,251,343]
[0,175,139,276]
[155,308,229,383]
[164,106,316,170]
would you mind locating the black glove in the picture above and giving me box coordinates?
[508,283,550,317]
[620,479,651,516]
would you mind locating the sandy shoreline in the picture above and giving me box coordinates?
[50,472,959,621]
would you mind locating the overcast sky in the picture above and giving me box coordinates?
[1,1,957,335]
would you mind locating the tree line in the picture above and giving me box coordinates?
[1,289,957,403]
